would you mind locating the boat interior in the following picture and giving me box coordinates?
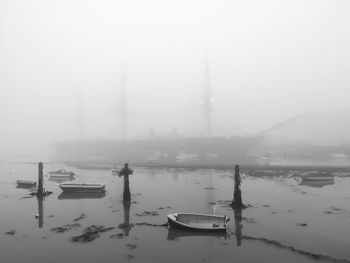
[175,213,227,228]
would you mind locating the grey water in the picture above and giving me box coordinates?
[1,162,350,263]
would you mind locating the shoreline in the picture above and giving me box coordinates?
[63,161,350,173]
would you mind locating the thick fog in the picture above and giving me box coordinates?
[1,0,350,159]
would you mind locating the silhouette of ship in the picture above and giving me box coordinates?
[52,135,262,166]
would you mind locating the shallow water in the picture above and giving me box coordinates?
[1,162,350,263]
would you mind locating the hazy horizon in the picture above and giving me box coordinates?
[1,0,350,159]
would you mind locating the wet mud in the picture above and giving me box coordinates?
[51,223,81,233]
[71,225,115,243]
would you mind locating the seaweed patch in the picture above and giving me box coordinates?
[71,225,115,243]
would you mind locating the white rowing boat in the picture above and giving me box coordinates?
[58,183,105,193]
[167,213,229,231]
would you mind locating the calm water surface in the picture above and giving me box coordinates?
[1,162,350,263]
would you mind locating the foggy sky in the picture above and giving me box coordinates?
[1,0,350,158]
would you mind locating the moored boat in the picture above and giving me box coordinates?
[49,169,75,180]
[58,183,105,193]
[167,213,229,231]
[49,169,75,176]
[58,191,106,200]
[16,180,37,188]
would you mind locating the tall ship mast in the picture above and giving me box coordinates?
[77,87,84,140]
[203,55,213,136]
[120,66,127,140]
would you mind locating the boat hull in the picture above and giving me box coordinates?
[167,213,228,232]
[59,183,105,193]
[16,180,37,189]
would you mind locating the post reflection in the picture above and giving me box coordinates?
[118,199,133,236]
[233,208,243,246]
[37,197,44,228]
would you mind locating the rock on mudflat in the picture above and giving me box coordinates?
[71,225,115,243]
[4,230,16,235]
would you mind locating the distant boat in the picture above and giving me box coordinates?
[58,183,105,193]
[167,213,229,231]
[16,180,37,188]
[49,169,75,179]
[111,166,119,175]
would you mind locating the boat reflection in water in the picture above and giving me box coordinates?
[233,208,243,246]
[167,228,228,241]
[58,192,106,200]
[16,184,36,190]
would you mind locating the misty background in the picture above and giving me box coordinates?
[1,0,350,160]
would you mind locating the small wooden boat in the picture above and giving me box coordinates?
[58,183,105,193]
[16,180,37,188]
[167,213,229,231]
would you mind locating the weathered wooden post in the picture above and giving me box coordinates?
[231,164,244,208]
[37,162,44,197]
[118,163,133,201]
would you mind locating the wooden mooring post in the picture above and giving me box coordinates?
[118,163,133,201]
[37,162,44,197]
[231,164,244,209]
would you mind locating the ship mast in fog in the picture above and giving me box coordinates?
[77,87,84,140]
[120,65,127,140]
[202,55,213,136]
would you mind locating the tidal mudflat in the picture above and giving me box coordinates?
[1,162,350,263]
